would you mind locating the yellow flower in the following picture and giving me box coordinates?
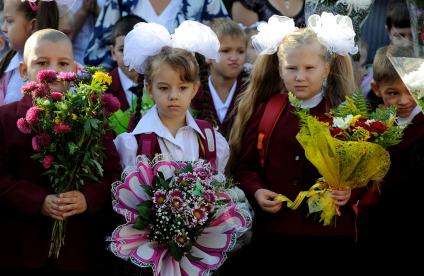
[54,118,61,124]
[71,114,78,120]
[92,72,112,86]
[349,114,362,126]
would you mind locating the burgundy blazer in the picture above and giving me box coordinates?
[235,97,356,237]
[0,96,121,272]
[191,73,247,139]
[107,68,130,111]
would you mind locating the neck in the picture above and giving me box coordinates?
[158,112,186,137]
[210,74,236,103]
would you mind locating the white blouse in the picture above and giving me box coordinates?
[114,106,229,172]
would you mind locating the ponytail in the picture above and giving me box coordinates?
[0,50,17,78]
[325,54,356,108]
[227,53,284,174]
[133,74,145,127]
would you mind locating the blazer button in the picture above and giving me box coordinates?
[294,155,300,161]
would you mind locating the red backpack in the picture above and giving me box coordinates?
[136,119,217,169]
[257,93,288,168]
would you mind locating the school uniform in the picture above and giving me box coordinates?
[0,53,24,106]
[107,68,137,111]
[114,105,229,173]
[359,106,424,267]
[191,73,247,139]
[234,93,357,273]
[0,95,121,273]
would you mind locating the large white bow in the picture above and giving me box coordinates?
[308,12,358,56]
[251,15,298,55]
[124,21,221,74]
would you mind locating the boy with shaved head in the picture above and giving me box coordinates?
[0,29,120,274]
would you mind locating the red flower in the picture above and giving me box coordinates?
[37,70,57,83]
[42,154,54,169]
[53,122,72,134]
[16,118,32,134]
[25,106,42,125]
[354,119,373,132]
[330,127,345,138]
[32,133,51,151]
[21,81,39,96]
[50,92,64,101]
[102,93,120,115]
[318,113,333,125]
[370,121,388,133]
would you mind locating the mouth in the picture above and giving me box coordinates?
[228,63,240,68]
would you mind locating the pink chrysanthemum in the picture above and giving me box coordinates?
[192,208,207,225]
[21,81,39,96]
[53,122,71,134]
[175,233,190,248]
[153,190,167,208]
[25,106,42,125]
[42,154,54,169]
[37,70,57,83]
[50,92,64,101]
[32,133,51,151]
[203,191,216,204]
[56,72,77,82]
[102,93,120,114]
[16,118,32,134]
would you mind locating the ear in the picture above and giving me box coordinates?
[110,45,117,61]
[371,81,382,97]
[29,18,36,33]
[19,62,28,82]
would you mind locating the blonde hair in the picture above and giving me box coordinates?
[373,45,414,85]
[227,28,356,173]
[144,46,200,85]
[208,17,247,47]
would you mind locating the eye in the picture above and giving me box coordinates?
[387,91,399,96]
[158,86,168,91]
[220,49,230,53]
[238,50,245,54]
[285,66,296,71]
[59,62,69,67]
[37,61,47,66]
[306,66,315,70]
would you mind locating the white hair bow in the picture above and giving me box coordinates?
[308,12,358,56]
[124,21,221,74]
[251,15,298,55]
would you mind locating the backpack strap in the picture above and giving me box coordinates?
[195,119,217,169]
[257,93,288,168]
[136,133,160,159]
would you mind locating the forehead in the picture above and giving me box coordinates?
[390,26,412,34]
[28,39,73,59]
[219,35,246,47]
[283,43,324,63]
[379,80,409,92]
[114,36,125,46]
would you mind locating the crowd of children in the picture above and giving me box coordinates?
[0,0,423,274]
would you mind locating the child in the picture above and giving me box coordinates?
[191,18,247,139]
[358,45,422,266]
[0,0,59,106]
[243,24,259,72]
[228,15,358,272]
[112,21,234,275]
[107,15,145,115]
[0,29,120,274]
[386,0,413,49]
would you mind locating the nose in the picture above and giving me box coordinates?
[295,70,305,81]
[168,88,180,100]
[48,63,61,73]
[1,21,7,34]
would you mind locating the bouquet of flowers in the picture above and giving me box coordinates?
[109,155,252,275]
[16,67,120,257]
[276,92,404,225]
[389,56,424,112]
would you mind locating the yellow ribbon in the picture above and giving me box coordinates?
[274,182,324,210]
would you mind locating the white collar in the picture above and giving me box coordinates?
[298,91,324,108]
[208,76,237,108]
[5,53,22,72]
[117,67,137,91]
[131,106,205,140]
[397,105,422,125]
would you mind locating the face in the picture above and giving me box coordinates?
[1,0,34,53]
[372,80,416,118]
[111,36,139,82]
[210,35,246,79]
[148,63,199,122]
[281,43,330,101]
[389,26,413,48]
[19,39,76,92]
[59,14,74,40]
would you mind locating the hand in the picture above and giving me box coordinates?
[41,194,65,220]
[254,188,283,213]
[57,191,87,218]
[331,188,351,207]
